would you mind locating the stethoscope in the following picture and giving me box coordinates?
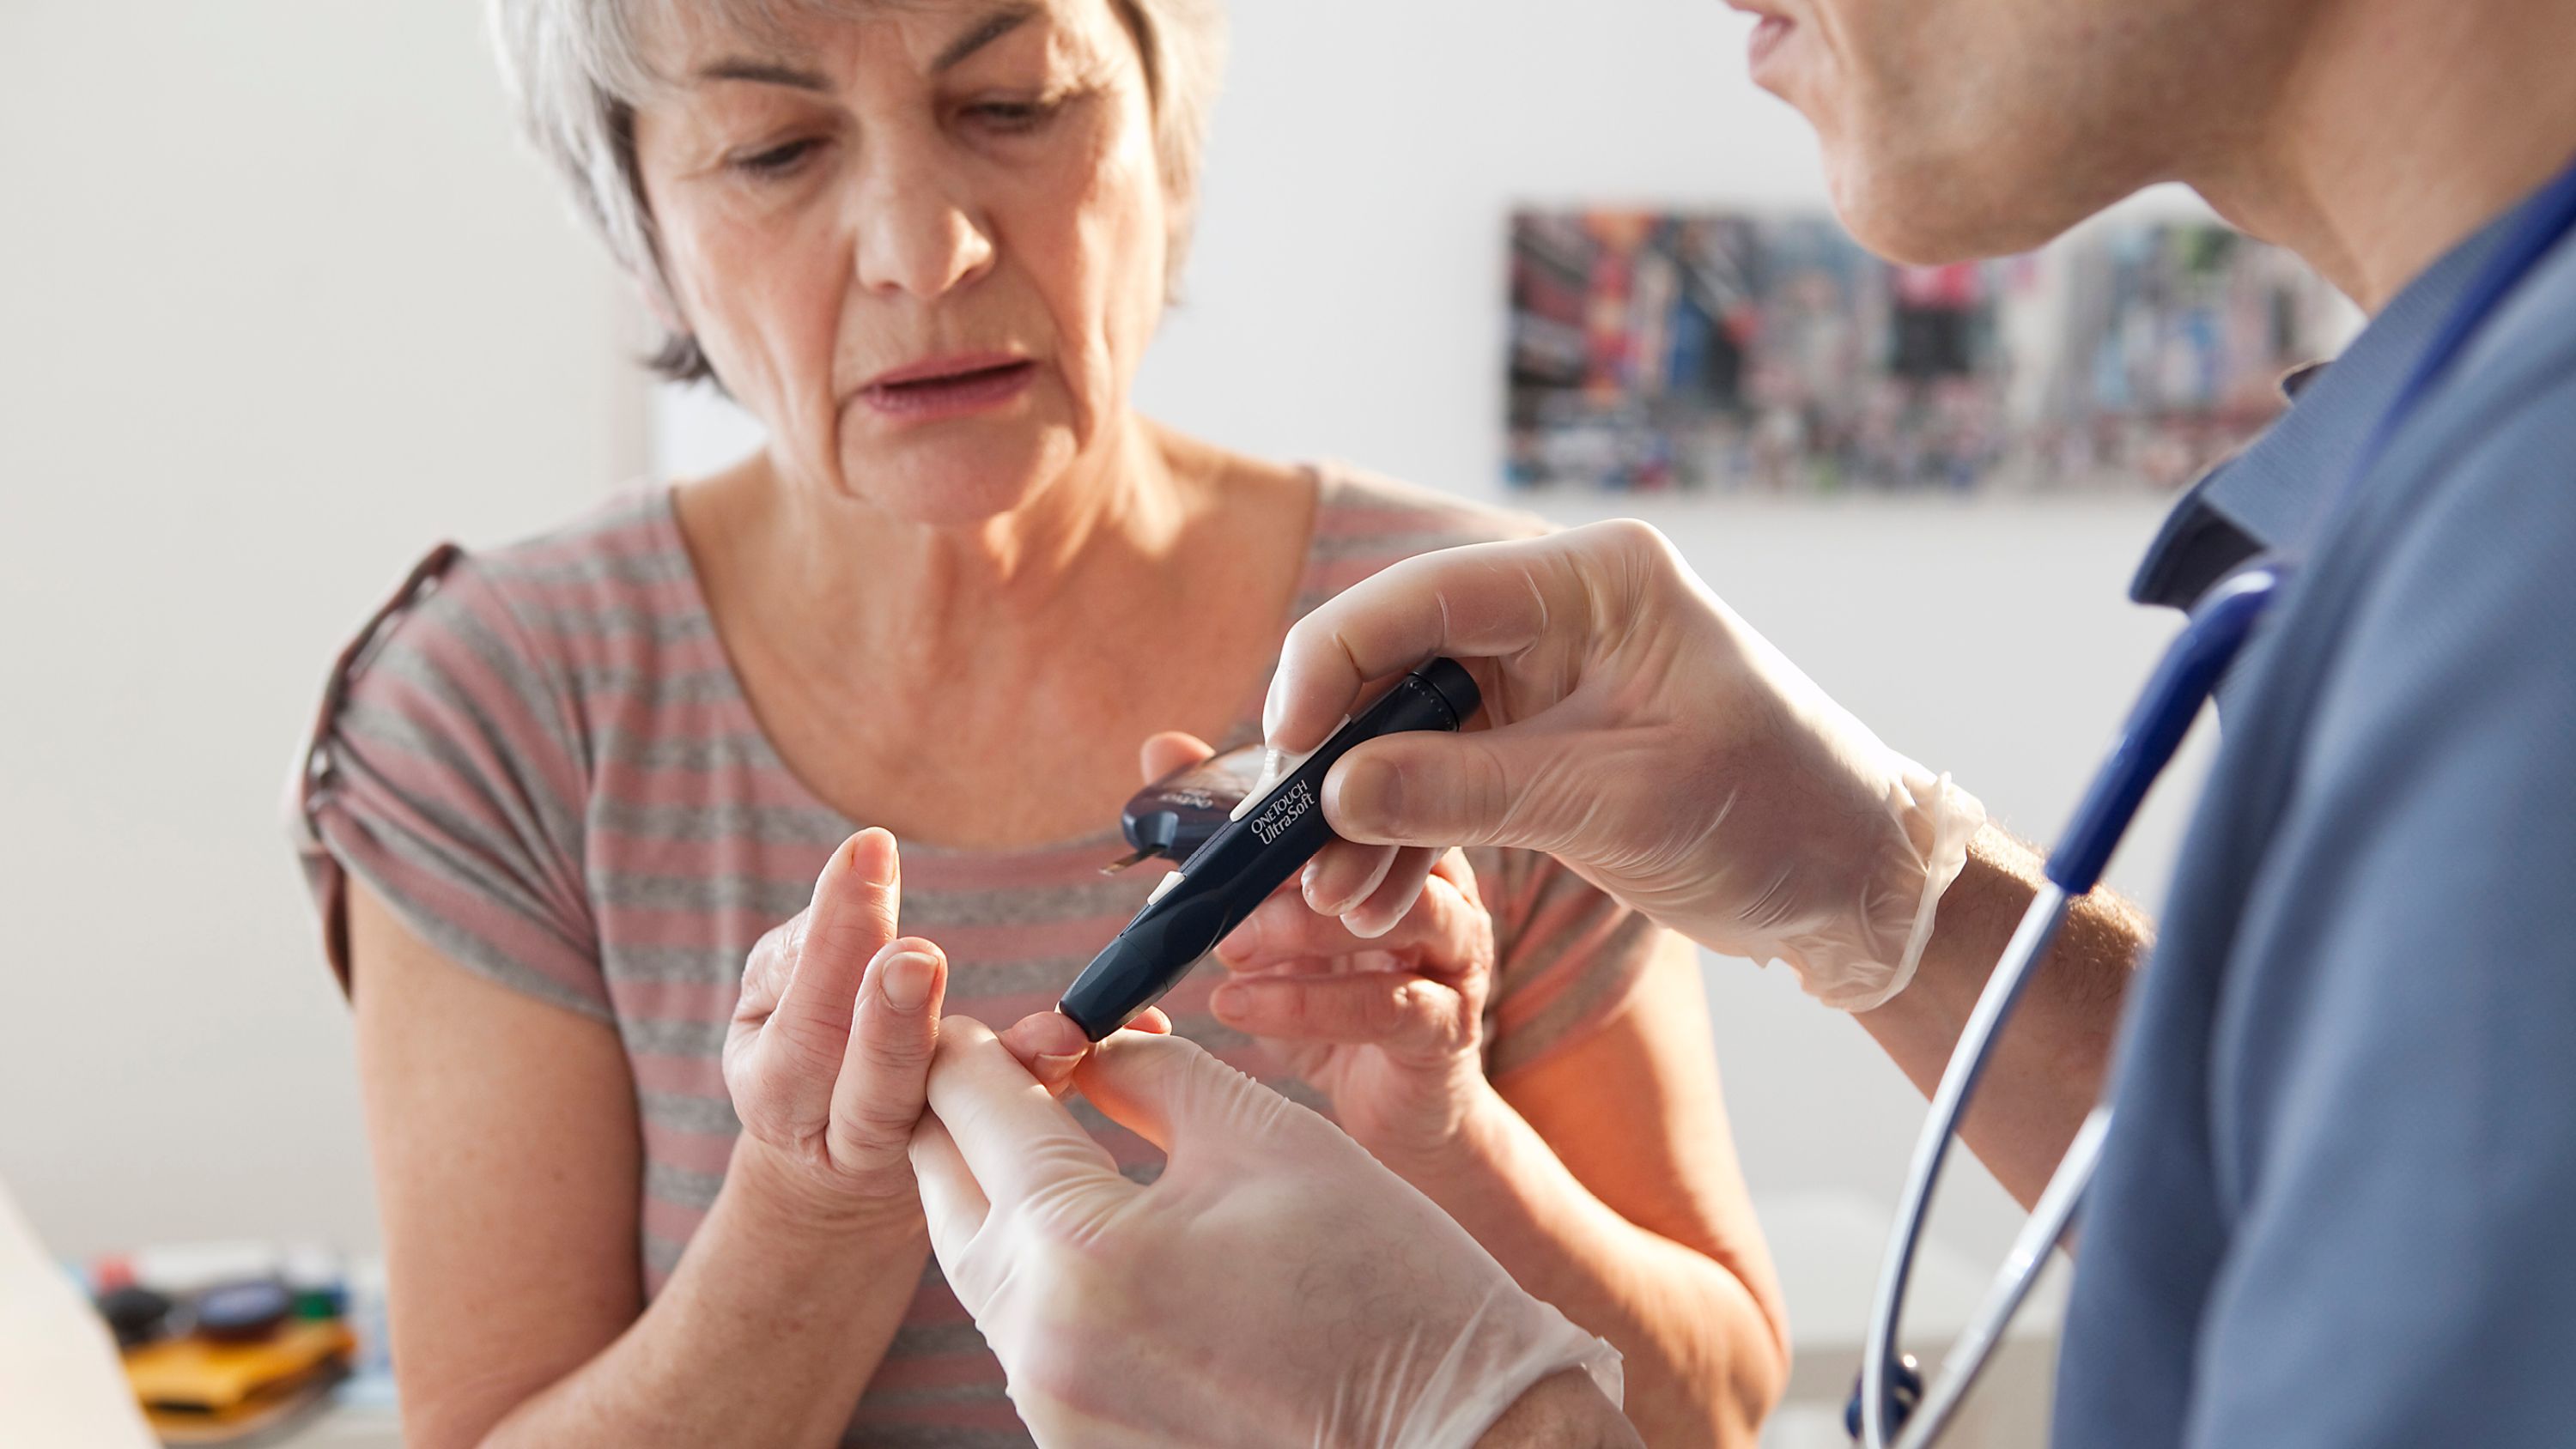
[1851,153,2576,1449]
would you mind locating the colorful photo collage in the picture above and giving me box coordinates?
[1506,209,2353,494]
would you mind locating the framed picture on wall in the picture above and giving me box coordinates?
[1504,209,2353,494]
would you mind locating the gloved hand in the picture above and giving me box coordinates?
[1141,731,1502,1168]
[908,1018,1626,1449]
[1263,520,1984,1011]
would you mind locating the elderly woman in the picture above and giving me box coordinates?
[291,0,1787,1444]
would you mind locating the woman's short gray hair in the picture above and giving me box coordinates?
[489,0,1226,385]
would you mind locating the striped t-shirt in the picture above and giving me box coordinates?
[291,464,1663,1446]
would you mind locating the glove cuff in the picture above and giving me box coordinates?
[1406,1288,1625,1449]
[1793,768,1986,1013]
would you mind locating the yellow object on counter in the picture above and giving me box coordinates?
[125,1318,355,1436]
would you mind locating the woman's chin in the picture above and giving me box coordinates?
[835,432,1074,530]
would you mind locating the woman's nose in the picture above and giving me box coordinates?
[852,153,997,299]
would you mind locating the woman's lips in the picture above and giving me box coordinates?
[858,358,1038,421]
[1747,14,1796,74]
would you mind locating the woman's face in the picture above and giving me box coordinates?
[632,0,1170,527]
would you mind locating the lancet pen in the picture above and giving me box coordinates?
[1058,658,1483,1040]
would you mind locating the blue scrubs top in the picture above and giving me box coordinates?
[2055,182,2576,1446]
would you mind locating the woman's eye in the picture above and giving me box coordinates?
[732,138,820,178]
[963,98,1060,134]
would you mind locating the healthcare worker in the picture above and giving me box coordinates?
[908,0,2576,1443]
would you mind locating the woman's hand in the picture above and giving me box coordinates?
[723,827,950,1228]
[1143,731,1500,1169]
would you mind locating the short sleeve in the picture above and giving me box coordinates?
[287,547,608,1021]
[1474,846,1668,1079]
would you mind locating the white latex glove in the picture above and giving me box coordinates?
[1264,520,1984,1011]
[908,1018,1625,1449]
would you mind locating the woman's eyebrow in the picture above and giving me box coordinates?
[694,58,832,90]
[930,4,1039,74]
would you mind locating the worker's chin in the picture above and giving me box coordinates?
[1828,156,2061,266]
[1825,126,2154,266]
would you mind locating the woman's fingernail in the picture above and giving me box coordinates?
[1227,909,1266,957]
[1346,908,1398,941]
[1208,981,1246,1016]
[1302,864,1352,918]
[880,951,938,1009]
[1035,1051,1084,1078]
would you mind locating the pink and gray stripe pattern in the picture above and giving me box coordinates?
[293,467,1661,1445]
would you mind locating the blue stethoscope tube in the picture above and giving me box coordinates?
[1852,151,2576,1449]
[1855,568,2277,1449]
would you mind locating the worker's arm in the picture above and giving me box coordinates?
[1259,521,2142,1208]
[1853,824,2148,1205]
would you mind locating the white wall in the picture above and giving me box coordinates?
[0,1,643,1259]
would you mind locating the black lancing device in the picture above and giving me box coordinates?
[1058,657,1481,1040]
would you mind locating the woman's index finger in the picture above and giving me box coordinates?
[922,1016,1123,1208]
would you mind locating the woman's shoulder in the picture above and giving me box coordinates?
[287,491,675,1014]
[303,485,703,792]
[452,483,696,620]
[362,485,696,678]
[1309,461,1553,555]
[1296,462,1553,603]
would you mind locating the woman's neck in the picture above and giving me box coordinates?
[672,418,1319,846]
[731,413,1205,681]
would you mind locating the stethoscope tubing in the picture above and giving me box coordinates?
[1918,1106,2112,1443]
[1859,882,2073,1449]
[1857,564,2287,1449]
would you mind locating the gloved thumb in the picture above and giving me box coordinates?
[1072,1029,1309,1166]
[1321,727,1566,855]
